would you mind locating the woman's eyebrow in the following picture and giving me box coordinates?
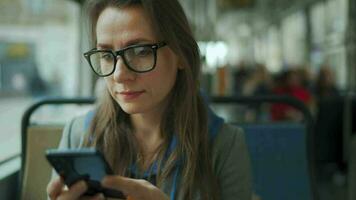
[124,38,152,46]
[96,43,112,49]
[96,38,154,49]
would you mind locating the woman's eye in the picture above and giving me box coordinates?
[134,47,152,57]
[101,53,113,61]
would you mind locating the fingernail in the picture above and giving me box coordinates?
[101,179,107,186]
[96,193,105,200]
[101,177,110,186]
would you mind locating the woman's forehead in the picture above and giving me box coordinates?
[96,6,157,48]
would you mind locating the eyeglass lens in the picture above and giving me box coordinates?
[89,46,155,75]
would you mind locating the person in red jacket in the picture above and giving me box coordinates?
[271,69,312,121]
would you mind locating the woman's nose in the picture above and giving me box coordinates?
[112,58,136,82]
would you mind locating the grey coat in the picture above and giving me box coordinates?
[56,115,252,200]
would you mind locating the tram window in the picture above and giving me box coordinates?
[0,1,83,164]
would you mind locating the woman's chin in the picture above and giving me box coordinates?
[119,104,144,115]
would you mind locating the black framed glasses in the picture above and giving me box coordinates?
[83,42,167,77]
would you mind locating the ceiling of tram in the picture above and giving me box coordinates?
[0,0,324,40]
[0,0,320,25]
[178,0,324,40]
[218,0,318,12]
[217,0,323,25]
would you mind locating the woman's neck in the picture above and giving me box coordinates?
[130,112,164,168]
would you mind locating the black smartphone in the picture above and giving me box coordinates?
[46,148,126,199]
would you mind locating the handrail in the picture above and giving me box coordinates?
[19,97,96,198]
[210,95,318,200]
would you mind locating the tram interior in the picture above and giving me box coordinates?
[0,0,355,199]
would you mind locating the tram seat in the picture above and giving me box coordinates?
[211,95,317,200]
[20,123,312,200]
[21,125,63,200]
[240,123,313,200]
[20,98,95,200]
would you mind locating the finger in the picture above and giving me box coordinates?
[127,196,135,200]
[47,176,65,199]
[79,193,105,200]
[57,180,88,200]
[101,176,138,195]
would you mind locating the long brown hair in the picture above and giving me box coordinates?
[84,0,219,199]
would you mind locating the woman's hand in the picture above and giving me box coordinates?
[47,176,105,200]
[102,176,170,200]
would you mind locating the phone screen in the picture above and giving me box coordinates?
[72,156,106,181]
[46,149,112,185]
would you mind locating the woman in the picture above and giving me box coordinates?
[47,0,251,199]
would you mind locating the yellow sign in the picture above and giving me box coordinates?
[7,43,30,58]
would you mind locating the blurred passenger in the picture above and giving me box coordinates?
[271,69,313,121]
[242,64,272,96]
[233,61,249,96]
[47,1,252,200]
[314,65,339,100]
[242,64,272,122]
[29,64,48,97]
[296,65,313,92]
[314,65,343,175]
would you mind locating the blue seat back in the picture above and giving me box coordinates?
[240,123,312,200]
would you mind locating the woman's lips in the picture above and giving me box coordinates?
[118,91,145,100]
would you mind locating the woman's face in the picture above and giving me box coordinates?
[96,6,180,116]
